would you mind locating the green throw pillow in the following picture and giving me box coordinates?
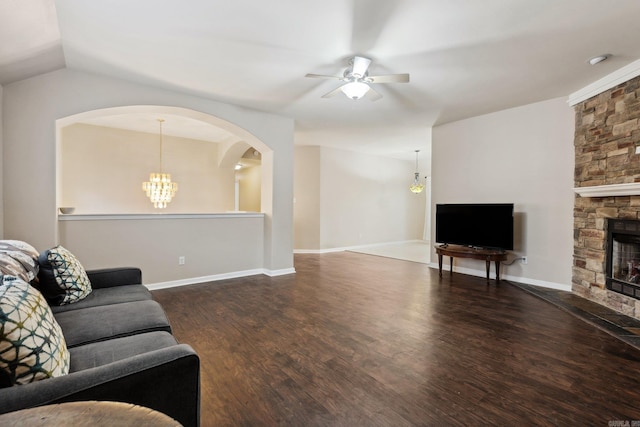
[0,275,70,386]
[46,246,92,305]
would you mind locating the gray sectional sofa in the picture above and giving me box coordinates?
[0,266,200,426]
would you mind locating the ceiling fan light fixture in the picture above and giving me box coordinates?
[341,81,370,100]
[307,56,408,101]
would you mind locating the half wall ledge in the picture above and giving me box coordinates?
[573,183,640,198]
[58,213,264,221]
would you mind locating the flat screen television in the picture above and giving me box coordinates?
[435,203,514,250]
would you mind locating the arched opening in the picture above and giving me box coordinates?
[56,105,268,214]
[218,141,262,212]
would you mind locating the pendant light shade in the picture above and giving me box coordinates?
[409,150,424,194]
[341,81,370,100]
[142,119,178,208]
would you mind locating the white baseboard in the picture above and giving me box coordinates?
[144,257,569,293]
[294,239,426,254]
[294,248,344,254]
[145,267,296,291]
[264,267,296,277]
[427,263,571,292]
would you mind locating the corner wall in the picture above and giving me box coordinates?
[432,97,575,288]
[294,146,427,251]
[294,146,321,249]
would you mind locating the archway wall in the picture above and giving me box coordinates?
[218,140,252,169]
[3,68,294,279]
[59,121,238,214]
[57,107,262,215]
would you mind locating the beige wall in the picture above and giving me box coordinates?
[238,164,261,212]
[294,146,321,249]
[294,146,427,250]
[61,123,236,214]
[59,215,263,284]
[3,69,294,279]
[432,97,575,288]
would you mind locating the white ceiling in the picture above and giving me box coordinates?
[0,0,64,84]
[2,0,640,160]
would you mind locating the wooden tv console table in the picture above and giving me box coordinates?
[435,244,508,282]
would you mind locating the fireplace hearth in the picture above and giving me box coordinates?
[606,219,640,299]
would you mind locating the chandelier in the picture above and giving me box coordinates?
[409,150,424,194]
[142,119,178,208]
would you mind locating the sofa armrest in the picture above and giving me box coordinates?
[0,344,200,427]
[86,267,142,289]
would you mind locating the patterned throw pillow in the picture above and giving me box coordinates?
[38,246,92,306]
[0,240,40,283]
[0,275,70,386]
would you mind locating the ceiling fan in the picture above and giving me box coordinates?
[305,56,409,101]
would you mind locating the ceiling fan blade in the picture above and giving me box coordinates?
[305,73,342,80]
[351,56,371,77]
[367,73,410,84]
[365,86,382,101]
[321,85,345,99]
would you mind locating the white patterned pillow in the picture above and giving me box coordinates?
[0,275,70,386]
[44,246,92,305]
[0,240,40,283]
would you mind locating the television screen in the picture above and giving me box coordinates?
[435,203,514,250]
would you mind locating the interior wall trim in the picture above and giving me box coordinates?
[426,263,571,291]
[58,213,265,221]
[568,58,640,106]
[293,239,423,254]
[145,267,295,291]
[264,267,296,277]
[573,182,640,198]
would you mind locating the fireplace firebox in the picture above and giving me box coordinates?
[606,218,640,299]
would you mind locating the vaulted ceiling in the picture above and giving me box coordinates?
[2,0,640,159]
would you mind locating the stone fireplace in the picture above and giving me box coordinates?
[573,74,640,318]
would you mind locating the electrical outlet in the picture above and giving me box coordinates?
[522,256,528,265]
[179,256,185,265]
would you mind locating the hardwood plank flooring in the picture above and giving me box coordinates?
[153,252,640,426]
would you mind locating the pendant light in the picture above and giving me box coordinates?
[409,150,424,194]
[142,119,178,208]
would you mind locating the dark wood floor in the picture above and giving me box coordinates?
[153,252,640,426]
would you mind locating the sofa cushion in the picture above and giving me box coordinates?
[54,300,172,348]
[0,276,70,386]
[68,331,178,372]
[37,246,92,306]
[0,240,40,283]
[50,285,153,314]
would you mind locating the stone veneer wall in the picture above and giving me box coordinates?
[573,74,640,318]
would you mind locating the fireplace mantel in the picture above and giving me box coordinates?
[573,182,640,198]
